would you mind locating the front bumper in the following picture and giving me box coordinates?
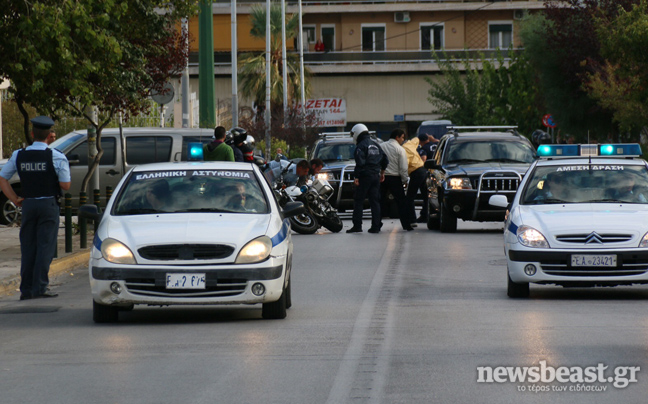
[443,190,512,221]
[89,256,287,306]
[508,249,648,286]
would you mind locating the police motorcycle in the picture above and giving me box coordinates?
[264,158,343,234]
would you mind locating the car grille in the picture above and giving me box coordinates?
[478,172,520,193]
[540,256,648,277]
[124,278,247,298]
[138,244,235,261]
[555,234,633,244]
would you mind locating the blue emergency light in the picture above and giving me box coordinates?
[188,142,204,161]
[537,144,642,158]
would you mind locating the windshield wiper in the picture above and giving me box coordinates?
[117,208,160,215]
[484,158,529,164]
[446,159,483,164]
[589,198,626,203]
[183,208,237,213]
[542,198,569,204]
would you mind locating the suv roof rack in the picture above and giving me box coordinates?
[447,126,520,138]
[318,131,377,139]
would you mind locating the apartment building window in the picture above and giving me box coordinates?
[489,23,513,49]
[420,23,444,50]
[362,24,385,51]
[299,25,316,51]
[321,25,335,51]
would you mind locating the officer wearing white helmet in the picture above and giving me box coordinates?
[347,123,389,234]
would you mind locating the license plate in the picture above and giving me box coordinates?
[571,255,617,267]
[166,273,206,289]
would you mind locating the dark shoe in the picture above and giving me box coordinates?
[410,223,418,228]
[19,295,32,301]
[368,227,381,234]
[403,226,415,231]
[39,289,59,298]
[346,227,363,233]
[416,217,426,223]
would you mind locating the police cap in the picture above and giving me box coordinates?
[30,116,55,130]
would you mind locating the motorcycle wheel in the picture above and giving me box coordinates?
[321,214,343,233]
[289,211,319,234]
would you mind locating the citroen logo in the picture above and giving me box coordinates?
[585,232,603,244]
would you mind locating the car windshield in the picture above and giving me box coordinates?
[49,133,85,153]
[113,169,269,215]
[314,143,356,162]
[445,141,536,165]
[521,164,648,205]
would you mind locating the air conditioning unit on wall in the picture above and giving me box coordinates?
[394,11,410,23]
[513,10,527,20]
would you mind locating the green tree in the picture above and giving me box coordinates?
[0,0,198,192]
[238,3,311,111]
[585,0,648,133]
[425,50,544,135]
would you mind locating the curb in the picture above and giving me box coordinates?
[0,250,90,298]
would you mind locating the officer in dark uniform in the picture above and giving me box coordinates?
[229,127,255,162]
[347,123,389,234]
[0,116,71,300]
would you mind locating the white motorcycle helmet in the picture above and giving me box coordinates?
[351,123,369,144]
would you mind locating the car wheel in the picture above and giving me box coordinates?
[0,192,21,226]
[507,272,529,298]
[93,300,119,323]
[262,287,287,319]
[427,200,440,230]
[439,199,457,233]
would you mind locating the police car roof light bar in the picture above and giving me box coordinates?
[537,144,642,159]
[187,142,204,161]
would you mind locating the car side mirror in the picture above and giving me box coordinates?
[78,204,103,222]
[254,156,266,166]
[67,154,80,165]
[489,194,509,209]
[275,155,281,162]
[424,160,441,170]
[282,201,306,218]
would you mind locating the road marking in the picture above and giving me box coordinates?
[326,227,408,403]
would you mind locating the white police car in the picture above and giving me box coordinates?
[490,144,648,297]
[80,159,304,322]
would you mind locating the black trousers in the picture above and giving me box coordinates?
[19,198,59,297]
[381,175,411,229]
[353,174,382,230]
[407,167,429,223]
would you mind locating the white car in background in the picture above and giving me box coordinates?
[80,161,304,322]
[491,144,648,298]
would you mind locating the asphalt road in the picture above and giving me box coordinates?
[1,218,647,403]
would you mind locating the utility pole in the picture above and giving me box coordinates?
[298,0,306,116]
[264,0,272,159]
[281,0,288,124]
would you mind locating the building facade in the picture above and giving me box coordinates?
[176,1,552,136]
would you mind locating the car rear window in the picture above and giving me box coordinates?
[113,169,268,215]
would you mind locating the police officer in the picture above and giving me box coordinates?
[229,127,254,162]
[347,124,388,234]
[0,116,71,300]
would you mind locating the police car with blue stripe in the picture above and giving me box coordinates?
[80,145,304,322]
[491,144,648,298]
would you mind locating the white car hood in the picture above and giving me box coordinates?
[518,204,648,245]
[102,213,271,252]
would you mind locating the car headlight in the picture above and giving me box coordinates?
[317,172,334,181]
[101,238,136,264]
[640,232,648,248]
[236,236,272,264]
[446,177,472,190]
[517,225,549,248]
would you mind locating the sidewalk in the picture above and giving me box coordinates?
[0,223,90,298]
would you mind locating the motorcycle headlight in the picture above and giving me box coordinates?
[447,177,472,190]
[236,236,272,264]
[639,232,648,248]
[517,225,549,248]
[101,238,137,264]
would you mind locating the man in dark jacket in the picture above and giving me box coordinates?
[347,124,388,234]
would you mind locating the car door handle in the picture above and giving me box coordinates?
[106,169,120,176]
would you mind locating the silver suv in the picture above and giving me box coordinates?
[0,127,213,225]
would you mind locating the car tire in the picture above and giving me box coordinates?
[0,192,21,226]
[439,199,457,233]
[507,272,529,298]
[262,286,287,319]
[289,212,319,234]
[93,300,119,323]
[321,214,343,233]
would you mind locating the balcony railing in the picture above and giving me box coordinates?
[188,49,522,68]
